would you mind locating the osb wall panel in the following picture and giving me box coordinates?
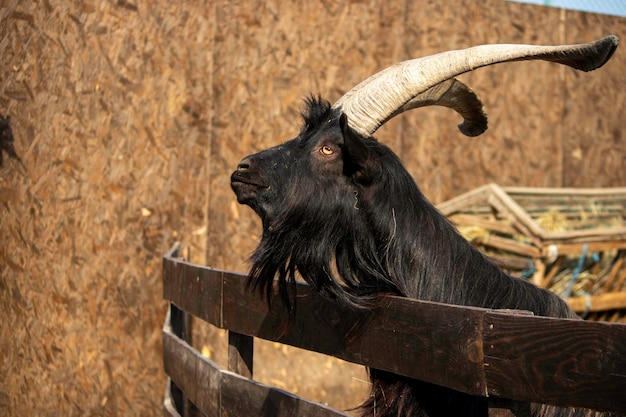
[563,11,626,187]
[401,1,569,203]
[1,0,624,416]
[1,1,214,416]
[211,0,625,277]
[397,1,626,203]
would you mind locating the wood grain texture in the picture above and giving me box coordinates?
[163,313,222,416]
[483,311,626,412]
[561,11,626,188]
[167,254,488,395]
[163,257,223,326]
[219,370,350,417]
[1,2,216,415]
[163,321,350,417]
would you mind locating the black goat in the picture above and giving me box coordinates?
[231,37,620,417]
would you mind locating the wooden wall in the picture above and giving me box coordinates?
[0,1,624,415]
[1,2,214,415]
[210,2,626,273]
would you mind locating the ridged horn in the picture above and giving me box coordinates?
[332,35,619,137]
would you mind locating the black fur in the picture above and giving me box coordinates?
[231,97,618,417]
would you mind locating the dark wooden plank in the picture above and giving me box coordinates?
[170,304,193,346]
[228,331,254,378]
[220,271,488,396]
[168,305,191,416]
[163,317,221,416]
[220,369,350,417]
[164,319,348,417]
[162,251,626,413]
[163,255,223,327]
[483,311,626,414]
[164,246,202,417]
[163,246,188,416]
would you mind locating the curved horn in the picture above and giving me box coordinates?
[388,78,488,137]
[332,35,619,137]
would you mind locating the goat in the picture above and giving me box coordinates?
[231,36,620,417]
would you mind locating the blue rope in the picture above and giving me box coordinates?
[521,259,535,279]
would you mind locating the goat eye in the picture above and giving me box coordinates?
[320,145,334,156]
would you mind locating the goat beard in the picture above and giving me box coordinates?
[247,201,400,312]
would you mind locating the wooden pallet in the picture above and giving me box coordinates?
[437,184,626,318]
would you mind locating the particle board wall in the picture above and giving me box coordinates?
[0,1,624,416]
[209,1,626,275]
[0,2,216,416]
[563,11,626,187]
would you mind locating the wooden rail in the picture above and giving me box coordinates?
[162,244,626,416]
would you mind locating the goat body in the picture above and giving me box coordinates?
[231,37,621,417]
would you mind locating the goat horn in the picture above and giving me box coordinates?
[386,78,488,137]
[332,35,619,137]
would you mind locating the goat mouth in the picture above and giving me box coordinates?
[230,173,269,191]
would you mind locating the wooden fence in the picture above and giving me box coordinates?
[162,244,626,417]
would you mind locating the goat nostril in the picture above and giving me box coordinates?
[237,157,251,171]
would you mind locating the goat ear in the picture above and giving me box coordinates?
[339,113,380,184]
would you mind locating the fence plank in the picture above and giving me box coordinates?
[220,270,488,396]
[163,313,349,417]
[163,254,222,327]
[163,312,221,416]
[162,249,626,414]
[220,370,350,417]
[483,311,626,413]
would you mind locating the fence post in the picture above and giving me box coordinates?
[169,304,201,416]
[228,331,254,378]
[167,245,201,417]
